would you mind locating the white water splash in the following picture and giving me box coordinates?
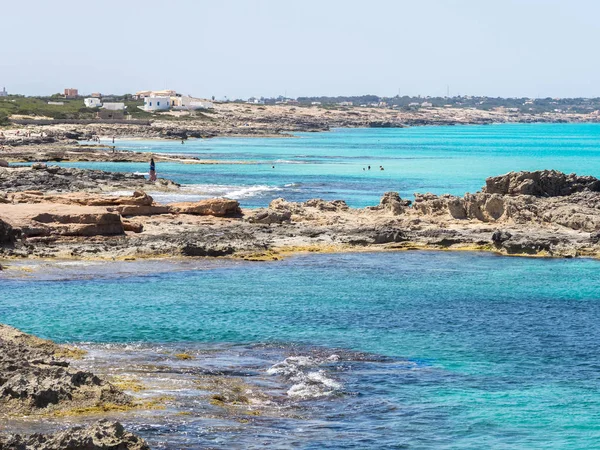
[267,355,342,399]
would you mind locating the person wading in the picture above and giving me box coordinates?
[149,158,157,182]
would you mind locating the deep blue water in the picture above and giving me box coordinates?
[64,123,600,208]
[2,252,600,448]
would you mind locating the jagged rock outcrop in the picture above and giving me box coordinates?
[1,170,599,260]
[377,192,411,215]
[0,420,149,450]
[483,170,600,197]
[303,198,349,211]
[0,166,179,193]
[0,324,131,416]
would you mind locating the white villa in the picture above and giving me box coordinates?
[172,95,214,110]
[84,98,102,108]
[0,87,7,97]
[142,96,171,111]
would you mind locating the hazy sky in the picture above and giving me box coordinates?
[3,0,599,98]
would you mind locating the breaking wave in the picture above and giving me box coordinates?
[267,355,343,399]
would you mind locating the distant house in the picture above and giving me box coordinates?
[311,101,322,105]
[102,102,125,111]
[97,109,124,120]
[64,88,78,98]
[338,101,353,106]
[408,102,420,107]
[47,101,64,105]
[421,101,433,108]
[135,89,177,99]
[0,87,7,97]
[84,98,102,108]
[142,96,171,112]
[172,96,214,110]
[90,92,102,98]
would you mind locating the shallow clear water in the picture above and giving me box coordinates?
[2,252,600,448]
[66,123,600,207]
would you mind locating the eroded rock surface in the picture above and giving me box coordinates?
[0,166,178,193]
[0,324,131,417]
[0,170,599,260]
[0,420,149,450]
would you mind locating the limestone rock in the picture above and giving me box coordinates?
[0,324,132,416]
[115,205,170,216]
[122,219,144,233]
[0,420,149,450]
[246,209,292,224]
[0,166,179,194]
[378,192,411,215]
[484,170,600,197]
[303,199,349,211]
[169,198,241,217]
[31,212,124,236]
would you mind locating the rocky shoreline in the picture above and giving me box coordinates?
[0,323,149,449]
[0,167,599,262]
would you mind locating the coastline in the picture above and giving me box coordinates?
[1,168,599,265]
[2,103,600,165]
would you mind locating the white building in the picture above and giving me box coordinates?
[421,101,433,108]
[0,87,7,97]
[102,102,125,110]
[311,101,322,105]
[143,96,171,111]
[84,98,102,108]
[47,101,64,105]
[172,96,214,110]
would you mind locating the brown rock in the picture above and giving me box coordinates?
[116,205,171,216]
[30,212,124,236]
[169,198,241,217]
[484,170,600,197]
[122,219,144,233]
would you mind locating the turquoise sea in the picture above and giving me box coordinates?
[66,123,600,207]
[2,252,600,449]
[3,124,600,448]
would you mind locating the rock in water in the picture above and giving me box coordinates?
[0,420,150,450]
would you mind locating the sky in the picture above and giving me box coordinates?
[2,0,600,99]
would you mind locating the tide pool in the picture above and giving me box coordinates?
[2,252,600,448]
[65,123,600,207]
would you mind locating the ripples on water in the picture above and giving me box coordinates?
[65,123,600,208]
[2,252,600,448]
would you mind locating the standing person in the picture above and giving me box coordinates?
[149,158,157,182]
